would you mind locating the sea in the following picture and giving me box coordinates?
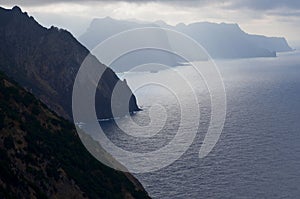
[99,51,300,198]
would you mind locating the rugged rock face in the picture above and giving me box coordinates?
[0,6,140,121]
[0,72,150,198]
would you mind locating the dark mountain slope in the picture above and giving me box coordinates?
[0,6,139,120]
[0,72,150,198]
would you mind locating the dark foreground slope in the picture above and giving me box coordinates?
[0,72,150,198]
[0,6,139,120]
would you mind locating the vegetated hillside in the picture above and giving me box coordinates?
[0,72,150,199]
[0,6,139,121]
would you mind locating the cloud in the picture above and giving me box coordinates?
[1,0,299,41]
[268,10,300,17]
[0,0,230,9]
[226,0,300,10]
[1,0,300,10]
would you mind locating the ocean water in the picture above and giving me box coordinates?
[101,51,300,198]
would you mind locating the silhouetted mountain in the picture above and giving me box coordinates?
[79,18,292,71]
[247,34,292,53]
[174,22,291,58]
[0,72,150,198]
[0,6,140,120]
[79,17,158,50]
[79,17,182,72]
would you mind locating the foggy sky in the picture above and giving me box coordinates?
[2,0,300,10]
[1,0,299,45]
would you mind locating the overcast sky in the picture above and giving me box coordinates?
[1,0,300,46]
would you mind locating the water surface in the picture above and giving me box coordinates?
[104,51,300,198]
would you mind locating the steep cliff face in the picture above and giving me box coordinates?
[175,22,277,58]
[0,6,140,121]
[247,34,292,53]
[0,72,150,198]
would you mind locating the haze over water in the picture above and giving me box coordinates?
[100,51,300,198]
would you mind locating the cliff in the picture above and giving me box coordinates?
[175,22,292,58]
[0,6,140,121]
[79,18,292,64]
